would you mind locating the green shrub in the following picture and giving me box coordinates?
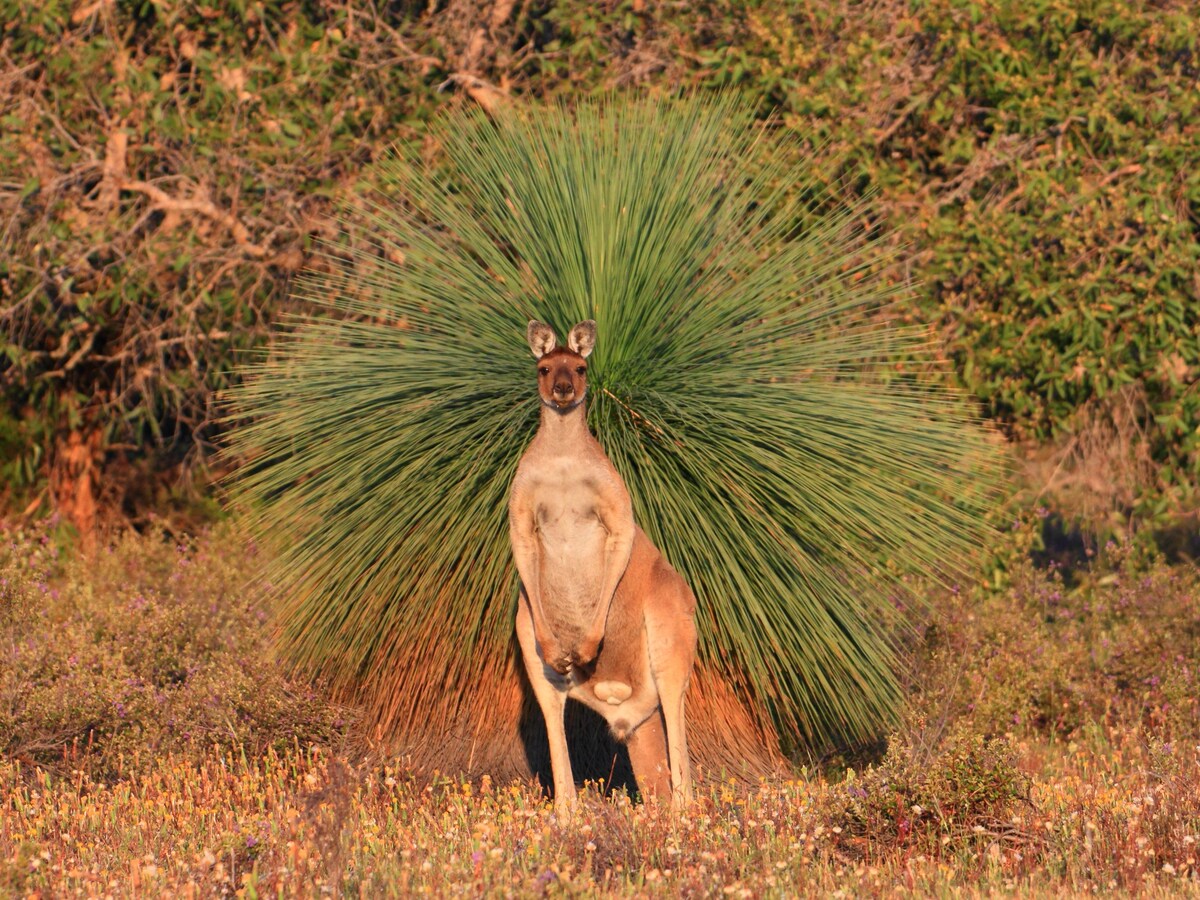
[0,525,341,778]
[830,726,1026,853]
[610,0,1200,515]
[0,0,442,520]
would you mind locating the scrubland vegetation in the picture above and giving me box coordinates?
[3,522,1198,896]
[2,0,1199,895]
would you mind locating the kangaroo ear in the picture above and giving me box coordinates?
[567,320,597,358]
[527,320,557,358]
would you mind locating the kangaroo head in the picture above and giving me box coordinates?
[527,320,596,410]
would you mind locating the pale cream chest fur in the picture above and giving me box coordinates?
[513,450,632,642]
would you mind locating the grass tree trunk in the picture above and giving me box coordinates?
[357,657,783,789]
[51,424,102,546]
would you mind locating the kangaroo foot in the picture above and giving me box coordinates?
[593,680,633,705]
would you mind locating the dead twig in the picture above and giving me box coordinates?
[437,72,508,116]
[121,179,268,258]
[70,0,115,25]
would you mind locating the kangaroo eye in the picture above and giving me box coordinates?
[538,366,550,376]
[576,366,587,376]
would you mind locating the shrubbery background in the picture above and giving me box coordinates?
[2,0,1197,531]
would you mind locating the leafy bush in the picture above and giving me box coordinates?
[0,0,443,526]
[830,727,1026,852]
[0,525,341,778]
[2,0,1196,527]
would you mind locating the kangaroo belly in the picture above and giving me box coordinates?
[537,515,608,638]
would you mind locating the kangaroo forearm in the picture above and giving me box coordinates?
[588,575,619,637]
[588,533,632,636]
[526,584,554,642]
[511,530,551,637]
[521,581,552,635]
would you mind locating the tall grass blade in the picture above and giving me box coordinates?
[226,94,1000,756]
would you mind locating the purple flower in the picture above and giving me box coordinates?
[471,851,483,864]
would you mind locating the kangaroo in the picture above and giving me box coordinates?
[509,319,697,815]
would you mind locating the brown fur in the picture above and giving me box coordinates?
[509,320,698,813]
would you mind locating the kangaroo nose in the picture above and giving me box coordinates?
[553,380,573,396]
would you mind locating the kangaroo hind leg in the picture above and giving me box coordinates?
[516,594,576,816]
[625,709,671,802]
[645,581,697,808]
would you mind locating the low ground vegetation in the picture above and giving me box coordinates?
[2,523,1197,895]
[2,0,1197,529]
[0,525,341,780]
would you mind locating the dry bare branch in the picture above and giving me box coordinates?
[120,179,269,258]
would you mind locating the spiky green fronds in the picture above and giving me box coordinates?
[227,94,999,754]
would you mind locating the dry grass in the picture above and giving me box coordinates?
[2,728,1197,897]
[2,523,1200,896]
[1022,385,1160,528]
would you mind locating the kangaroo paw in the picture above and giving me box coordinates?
[572,634,603,669]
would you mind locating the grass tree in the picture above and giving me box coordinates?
[227,94,998,778]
